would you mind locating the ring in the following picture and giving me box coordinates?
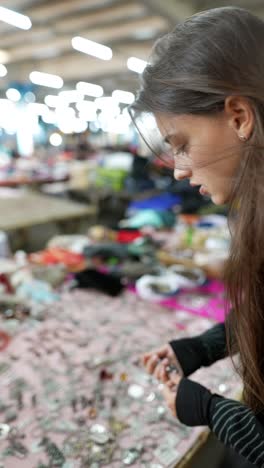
[165,364,179,374]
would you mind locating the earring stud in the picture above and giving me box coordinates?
[239,134,247,142]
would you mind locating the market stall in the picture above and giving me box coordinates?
[0,290,241,468]
[0,210,240,468]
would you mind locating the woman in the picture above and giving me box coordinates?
[130,7,264,467]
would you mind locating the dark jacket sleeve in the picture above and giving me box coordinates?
[169,322,228,376]
[176,378,264,467]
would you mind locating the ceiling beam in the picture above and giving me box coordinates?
[26,0,118,21]
[54,2,146,33]
[6,15,168,63]
[143,0,195,24]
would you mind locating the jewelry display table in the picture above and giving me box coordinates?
[0,290,241,467]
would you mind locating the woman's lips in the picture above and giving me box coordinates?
[199,185,210,196]
[190,182,210,197]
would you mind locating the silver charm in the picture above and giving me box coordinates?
[145,392,156,402]
[0,423,10,439]
[154,445,180,466]
[122,448,141,465]
[165,364,179,374]
[128,384,144,399]
[157,406,166,419]
[90,424,111,445]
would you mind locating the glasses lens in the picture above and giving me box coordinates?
[128,106,192,170]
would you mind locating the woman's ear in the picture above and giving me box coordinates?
[225,96,254,140]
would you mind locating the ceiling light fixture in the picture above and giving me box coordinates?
[42,110,57,125]
[72,36,112,61]
[29,71,63,89]
[24,92,36,103]
[6,88,21,102]
[0,64,7,77]
[0,50,10,64]
[112,90,135,105]
[76,101,97,112]
[127,57,148,74]
[76,81,104,98]
[44,95,61,108]
[50,133,62,147]
[58,90,83,103]
[0,6,32,30]
[28,103,49,116]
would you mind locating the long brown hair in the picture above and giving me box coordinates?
[130,6,264,413]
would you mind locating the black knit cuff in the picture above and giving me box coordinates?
[176,378,220,426]
[169,337,208,377]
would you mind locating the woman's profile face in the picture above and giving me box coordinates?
[155,111,243,205]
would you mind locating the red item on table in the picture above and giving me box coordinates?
[0,330,11,351]
[0,274,13,294]
[116,230,142,243]
[29,248,86,271]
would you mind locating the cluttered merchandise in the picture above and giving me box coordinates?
[0,174,242,467]
[1,2,263,467]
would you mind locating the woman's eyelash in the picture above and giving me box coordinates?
[173,145,187,156]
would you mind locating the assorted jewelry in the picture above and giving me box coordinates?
[0,290,242,467]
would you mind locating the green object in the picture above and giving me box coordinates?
[127,238,154,257]
[108,257,119,266]
[186,226,194,247]
[121,210,175,229]
[198,203,228,216]
[95,168,128,192]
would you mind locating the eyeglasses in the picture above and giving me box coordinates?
[128,106,246,171]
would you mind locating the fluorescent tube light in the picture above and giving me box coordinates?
[6,88,21,102]
[112,90,135,104]
[59,90,83,103]
[127,57,148,74]
[0,64,7,77]
[76,81,103,98]
[29,71,63,89]
[0,6,31,30]
[72,36,112,61]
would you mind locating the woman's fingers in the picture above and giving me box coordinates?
[141,353,151,366]
[153,358,169,381]
[142,346,167,367]
[141,346,180,383]
[161,360,169,382]
[169,372,182,386]
[162,383,177,417]
[156,346,169,360]
[145,354,159,374]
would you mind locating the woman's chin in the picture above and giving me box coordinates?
[211,192,227,206]
[211,193,224,205]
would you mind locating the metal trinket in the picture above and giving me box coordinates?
[128,384,144,399]
[122,448,141,465]
[0,423,10,439]
[90,424,111,445]
[154,445,180,467]
[157,406,166,418]
[145,392,156,402]
[165,364,179,374]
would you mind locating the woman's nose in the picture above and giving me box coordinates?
[174,169,192,181]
